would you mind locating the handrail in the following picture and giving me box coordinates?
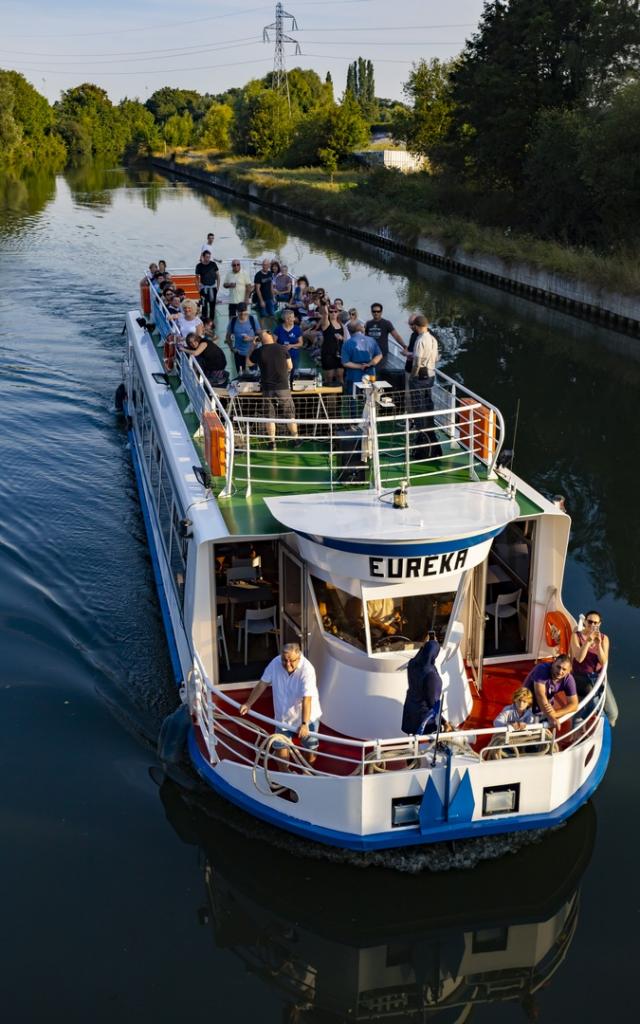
[434,368,506,474]
[188,656,608,776]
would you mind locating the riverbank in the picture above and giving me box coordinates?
[152,153,640,335]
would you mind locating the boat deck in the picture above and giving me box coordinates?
[147,309,542,538]
[200,661,537,776]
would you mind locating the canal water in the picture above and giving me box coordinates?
[1,164,638,1022]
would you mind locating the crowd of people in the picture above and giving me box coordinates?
[143,237,441,402]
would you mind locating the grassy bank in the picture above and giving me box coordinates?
[170,152,640,298]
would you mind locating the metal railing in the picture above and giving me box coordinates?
[189,653,606,780]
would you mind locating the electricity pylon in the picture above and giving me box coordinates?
[263,2,301,112]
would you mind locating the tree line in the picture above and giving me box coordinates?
[393,0,640,249]
[0,62,395,174]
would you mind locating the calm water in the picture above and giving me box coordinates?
[1,164,639,1022]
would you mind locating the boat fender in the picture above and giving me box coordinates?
[158,703,191,765]
[114,382,126,412]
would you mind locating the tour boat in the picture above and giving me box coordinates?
[119,263,612,852]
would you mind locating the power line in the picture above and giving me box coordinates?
[0,6,273,40]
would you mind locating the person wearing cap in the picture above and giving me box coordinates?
[225,303,260,373]
[223,259,252,316]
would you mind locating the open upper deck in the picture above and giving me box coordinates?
[141,274,525,537]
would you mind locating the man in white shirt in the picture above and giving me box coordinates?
[200,232,216,258]
[409,314,442,458]
[240,643,322,765]
[223,258,252,316]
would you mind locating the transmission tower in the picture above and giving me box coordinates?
[263,2,301,112]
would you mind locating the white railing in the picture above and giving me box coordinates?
[189,653,606,780]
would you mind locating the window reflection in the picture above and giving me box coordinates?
[311,577,366,650]
[311,576,457,654]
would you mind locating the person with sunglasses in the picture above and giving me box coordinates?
[570,611,609,705]
[223,259,251,316]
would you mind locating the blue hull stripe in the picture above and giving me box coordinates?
[128,420,183,684]
[188,718,611,851]
[297,527,503,557]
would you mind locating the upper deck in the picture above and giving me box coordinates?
[140,272,541,538]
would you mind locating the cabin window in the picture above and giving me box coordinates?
[310,577,366,650]
[366,591,457,653]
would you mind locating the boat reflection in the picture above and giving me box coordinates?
[159,779,596,1022]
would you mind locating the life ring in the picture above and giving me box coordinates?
[544,610,572,654]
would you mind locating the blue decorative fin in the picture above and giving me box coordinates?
[419,775,445,830]
[447,770,476,822]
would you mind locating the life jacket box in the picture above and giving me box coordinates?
[334,429,367,484]
[203,411,226,477]
[457,397,497,462]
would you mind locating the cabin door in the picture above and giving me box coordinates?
[468,561,487,690]
[279,545,308,653]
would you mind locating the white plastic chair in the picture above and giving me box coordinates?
[237,605,278,664]
[217,613,230,671]
[486,589,522,649]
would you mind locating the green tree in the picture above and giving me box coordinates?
[233,82,293,158]
[197,102,234,150]
[345,57,376,117]
[394,58,457,163]
[325,91,369,159]
[0,70,66,166]
[55,83,126,158]
[318,146,338,183]
[163,111,194,148]
[118,98,162,156]
[145,87,211,126]
[448,0,640,187]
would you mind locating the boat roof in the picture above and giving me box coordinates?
[266,481,520,545]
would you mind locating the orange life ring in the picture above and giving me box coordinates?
[544,611,572,654]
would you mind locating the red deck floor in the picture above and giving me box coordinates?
[196,661,539,773]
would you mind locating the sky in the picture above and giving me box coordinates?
[1,0,487,104]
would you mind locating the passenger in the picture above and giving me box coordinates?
[333,297,349,325]
[291,275,310,314]
[569,611,609,701]
[486,687,535,758]
[247,330,301,449]
[200,231,216,258]
[318,303,345,385]
[365,302,407,372]
[273,263,294,304]
[158,259,168,274]
[401,636,448,736]
[223,259,252,316]
[524,655,579,725]
[341,321,382,397]
[225,302,260,373]
[409,315,442,459]
[239,643,322,766]
[346,307,359,335]
[275,308,303,382]
[254,257,276,319]
[141,262,158,285]
[201,316,217,341]
[195,249,220,320]
[403,313,420,380]
[185,332,227,386]
[171,298,204,339]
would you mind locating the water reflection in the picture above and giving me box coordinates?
[0,166,57,232]
[160,780,595,1023]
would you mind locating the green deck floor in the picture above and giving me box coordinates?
[154,329,541,537]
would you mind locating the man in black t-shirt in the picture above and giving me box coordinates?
[365,302,407,371]
[253,258,276,319]
[248,331,301,449]
[195,250,220,319]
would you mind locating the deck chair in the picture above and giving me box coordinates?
[217,613,230,671]
[237,605,278,664]
[486,588,522,649]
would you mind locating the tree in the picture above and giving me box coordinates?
[324,91,369,159]
[318,146,338,183]
[345,57,376,117]
[163,111,194,148]
[394,58,457,162]
[145,87,211,126]
[447,0,640,187]
[55,83,126,158]
[0,70,66,166]
[233,82,293,159]
[197,102,234,150]
[118,98,162,156]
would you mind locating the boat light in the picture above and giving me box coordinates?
[392,479,409,510]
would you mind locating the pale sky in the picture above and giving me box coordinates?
[1,0,487,105]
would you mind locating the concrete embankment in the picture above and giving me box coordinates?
[152,157,640,336]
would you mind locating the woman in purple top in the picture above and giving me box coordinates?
[523,655,578,724]
[569,610,609,697]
